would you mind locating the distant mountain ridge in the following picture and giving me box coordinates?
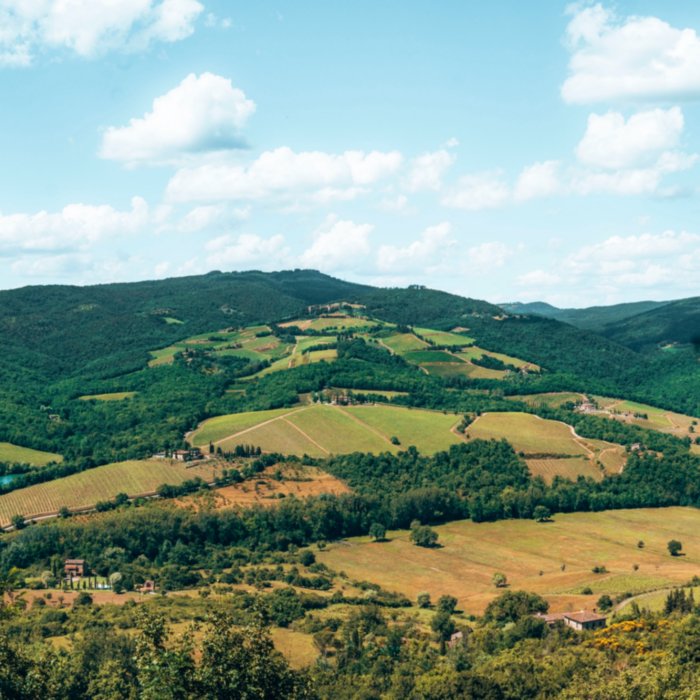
[499,299,672,331]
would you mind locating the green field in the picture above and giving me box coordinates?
[403,350,463,364]
[79,391,137,401]
[413,327,474,346]
[509,392,586,408]
[0,443,63,467]
[466,412,625,478]
[457,345,538,370]
[0,459,218,526]
[381,332,429,354]
[318,507,700,614]
[591,395,699,438]
[190,404,464,456]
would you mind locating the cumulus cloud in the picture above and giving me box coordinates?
[404,149,454,192]
[299,217,373,272]
[517,269,563,288]
[441,171,510,210]
[562,4,700,103]
[205,233,290,269]
[101,73,255,165]
[466,241,513,269]
[0,0,203,65]
[376,222,454,273]
[0,197,148,252]
[576,107,685,169]
[514,161,562,201]
[166,147,402,203]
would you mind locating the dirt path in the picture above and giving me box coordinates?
[213,407,308,446]
[377,339,395,355]
[281,418,330,455]
[532,414,596,459]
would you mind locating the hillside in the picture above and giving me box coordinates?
[601,296,700,350]
[500,299,671,332]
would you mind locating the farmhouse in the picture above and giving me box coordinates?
[173,448,202,462]
[64,559,86,578]
[138,580,156,594]
[537,610,607,631]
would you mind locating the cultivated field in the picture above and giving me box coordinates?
[381,332,429,354]
[509,392,586,408]
[318,507,700,614]
[413,327,474,346]
[457,345,539,370]
[79,391,137,401]
[465,412,626,480]
[591,395,699,439]
[0,459,218,526]
[190,404,464,457]
[0,442,63,467]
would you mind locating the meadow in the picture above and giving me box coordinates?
[0,443,63,467]
[190,404,464,457]
[465,412,626,479]
[0,459,218,526]
[78,392,137,401]
[318,507,700,614]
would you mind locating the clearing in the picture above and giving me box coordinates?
[190,404,464,457]
[0,443,62,467]
[318,507,700,614]
[78,392,137,401]
[465,412,626,481]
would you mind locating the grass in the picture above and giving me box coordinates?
[466,412,625,477]
[318,507,700,614]
[0,459,218,526]
[509,392,586,408]
[404,350,464,364]
[79,392,137,401]
[591,395,699,439]
[527,457,604,483]
[0,443,63,467]
[413,327,475,346]
[381,333,429,354]
[190,404,464,456]
[457,345,538,370]
[163,317,184,325]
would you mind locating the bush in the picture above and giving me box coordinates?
[410,523,439,548]
[668,540,683,557]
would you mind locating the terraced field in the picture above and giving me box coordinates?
[0,459,218,526]
[0,442,63,467]
[466,412,625,480]
[190,404,464,456]
[318,507,700,614]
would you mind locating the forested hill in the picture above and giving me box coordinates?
[500,299,671,332]
[601,296,700,351]
[0,270,370,381]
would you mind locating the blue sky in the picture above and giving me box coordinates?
[2,1,700,306]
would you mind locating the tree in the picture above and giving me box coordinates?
[10,514,25,530]
[410,523,439,548]
[431,611,456,654]
[597,594,613,612]
[533,505,551,522]
[417,592,432,609]
[368,522,387,542]
[483,590,548,625]
[437,595,458,615]
[668,539,683,557]
[492,572,508,588]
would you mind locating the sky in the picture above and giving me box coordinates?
[2,1,700,306]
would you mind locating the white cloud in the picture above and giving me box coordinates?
[299,217,373,272]
[379,194,409,212]
[101,73,255,165]
[376,222,453,273]
[441,171,510,210]
[0,196,148,252]
[0,0,203,65]
[404,149,454,192]
[562,4,700,103]
[517,270,562,287]
[166,147,402,203]
[466,241,513,269]
[576,107,685,169]
[514,160,562,201]
[205,233,290,269]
